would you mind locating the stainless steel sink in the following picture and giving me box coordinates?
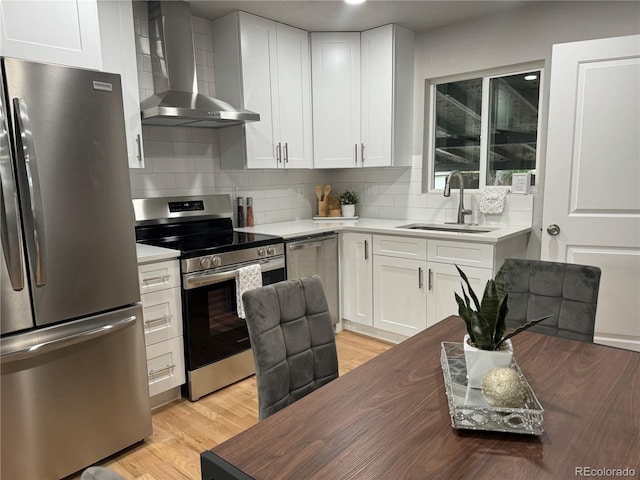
[396,223,495,234]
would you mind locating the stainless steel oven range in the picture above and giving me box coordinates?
[133,195,285,401]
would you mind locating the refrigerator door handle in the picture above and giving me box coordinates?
[0,92,25,290]
[13,97,47,286]
[0,314,137,363]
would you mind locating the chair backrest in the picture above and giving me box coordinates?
[242,275,339,420]
[497,259,601,343]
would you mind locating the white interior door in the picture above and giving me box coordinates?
[541,34,640,351]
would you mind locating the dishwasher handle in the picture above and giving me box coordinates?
[288,241,323,251]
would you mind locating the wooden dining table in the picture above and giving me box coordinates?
[202,316,640,480]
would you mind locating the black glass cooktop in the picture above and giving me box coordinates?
[135,218,283,258]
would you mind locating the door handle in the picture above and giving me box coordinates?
[1,315,137,363]
[361,143,365,164]
[284,142,289,164]
[364,240,368,260]
[428,268,433,291]
[14,97,47,286]
[418,267,423,289]
[354,143,358,166]
[0,93,25,290]
[547,224,561,236]
[276,142,282,163]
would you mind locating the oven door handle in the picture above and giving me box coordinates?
[183,257,285,290]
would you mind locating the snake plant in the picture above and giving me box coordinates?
[454,265,550,350]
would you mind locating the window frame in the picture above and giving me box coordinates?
[423,62,544,194]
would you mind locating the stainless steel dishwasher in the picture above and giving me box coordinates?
[285,233,339,325]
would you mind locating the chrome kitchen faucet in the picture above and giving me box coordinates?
[443,170,472,224]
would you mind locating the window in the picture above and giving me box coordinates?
[426,68,541,191]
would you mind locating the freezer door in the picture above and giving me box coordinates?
[1,304,152,479]
[1,68,33,334]
[3,58,140,327]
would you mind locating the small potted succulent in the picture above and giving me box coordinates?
[454,265,550,388]
[339,189,359,218]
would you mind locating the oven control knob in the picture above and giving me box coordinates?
[266,246,276,256]
[200,257,212,269]
[257,247,266,257]
[211,256,221,267]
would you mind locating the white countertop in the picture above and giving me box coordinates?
[235,218,531,244]
[136,243,181,263]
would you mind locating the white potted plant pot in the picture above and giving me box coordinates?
[463,334,513,389]
[341,204,356,218]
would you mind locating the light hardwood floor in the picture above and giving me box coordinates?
[75,331,392,480]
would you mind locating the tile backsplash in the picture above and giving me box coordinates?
[130,2,532,229]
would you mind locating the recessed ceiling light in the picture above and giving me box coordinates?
[345,0,367,4]
[524,74,538,81]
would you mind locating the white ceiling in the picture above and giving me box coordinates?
[187,0,527,33]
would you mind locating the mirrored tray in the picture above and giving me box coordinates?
[440,342,544,435]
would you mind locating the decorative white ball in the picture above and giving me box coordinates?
[481,367,528,408]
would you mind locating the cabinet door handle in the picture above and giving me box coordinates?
[141,274,170,285]
[428,268,433,291]
[276,143,282,163]
[364,240,368,260]
[148,364,176,376]
[361,143,365,164]
[354,143,358,166]
[136,133,143,163]
[144,314,172,325]
[284,142,289,163]
[418,267,423,289]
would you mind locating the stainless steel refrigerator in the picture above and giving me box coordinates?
[0,58,152,479]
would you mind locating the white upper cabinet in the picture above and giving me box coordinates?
[212,12,313,169]
[97,0,144,169]
[311,32,361,169]
[312,24,414,168]
[0,0,102,70]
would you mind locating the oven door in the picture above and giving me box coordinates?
[182,256,285,371]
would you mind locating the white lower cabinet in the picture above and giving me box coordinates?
[426,262,492,328]
[340,233,373,327]
[146,337,185,398]
[340,233,523,341]
[372,235,427,336]
[138,259,185,406]
[373,255,427,336]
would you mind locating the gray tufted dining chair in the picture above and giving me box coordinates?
[496,259,601,343]
[241,275,339,420]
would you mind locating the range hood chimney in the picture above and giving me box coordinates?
[140,1,259,128]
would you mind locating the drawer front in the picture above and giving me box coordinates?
[138,260,180,294]
[373,235,427,261]
[146,337,186,397]
[427,240,494,269]
[141,287,183,346]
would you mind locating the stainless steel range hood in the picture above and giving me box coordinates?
[140,1,259,128]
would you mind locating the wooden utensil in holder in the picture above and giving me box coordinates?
[316,184,332,217]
